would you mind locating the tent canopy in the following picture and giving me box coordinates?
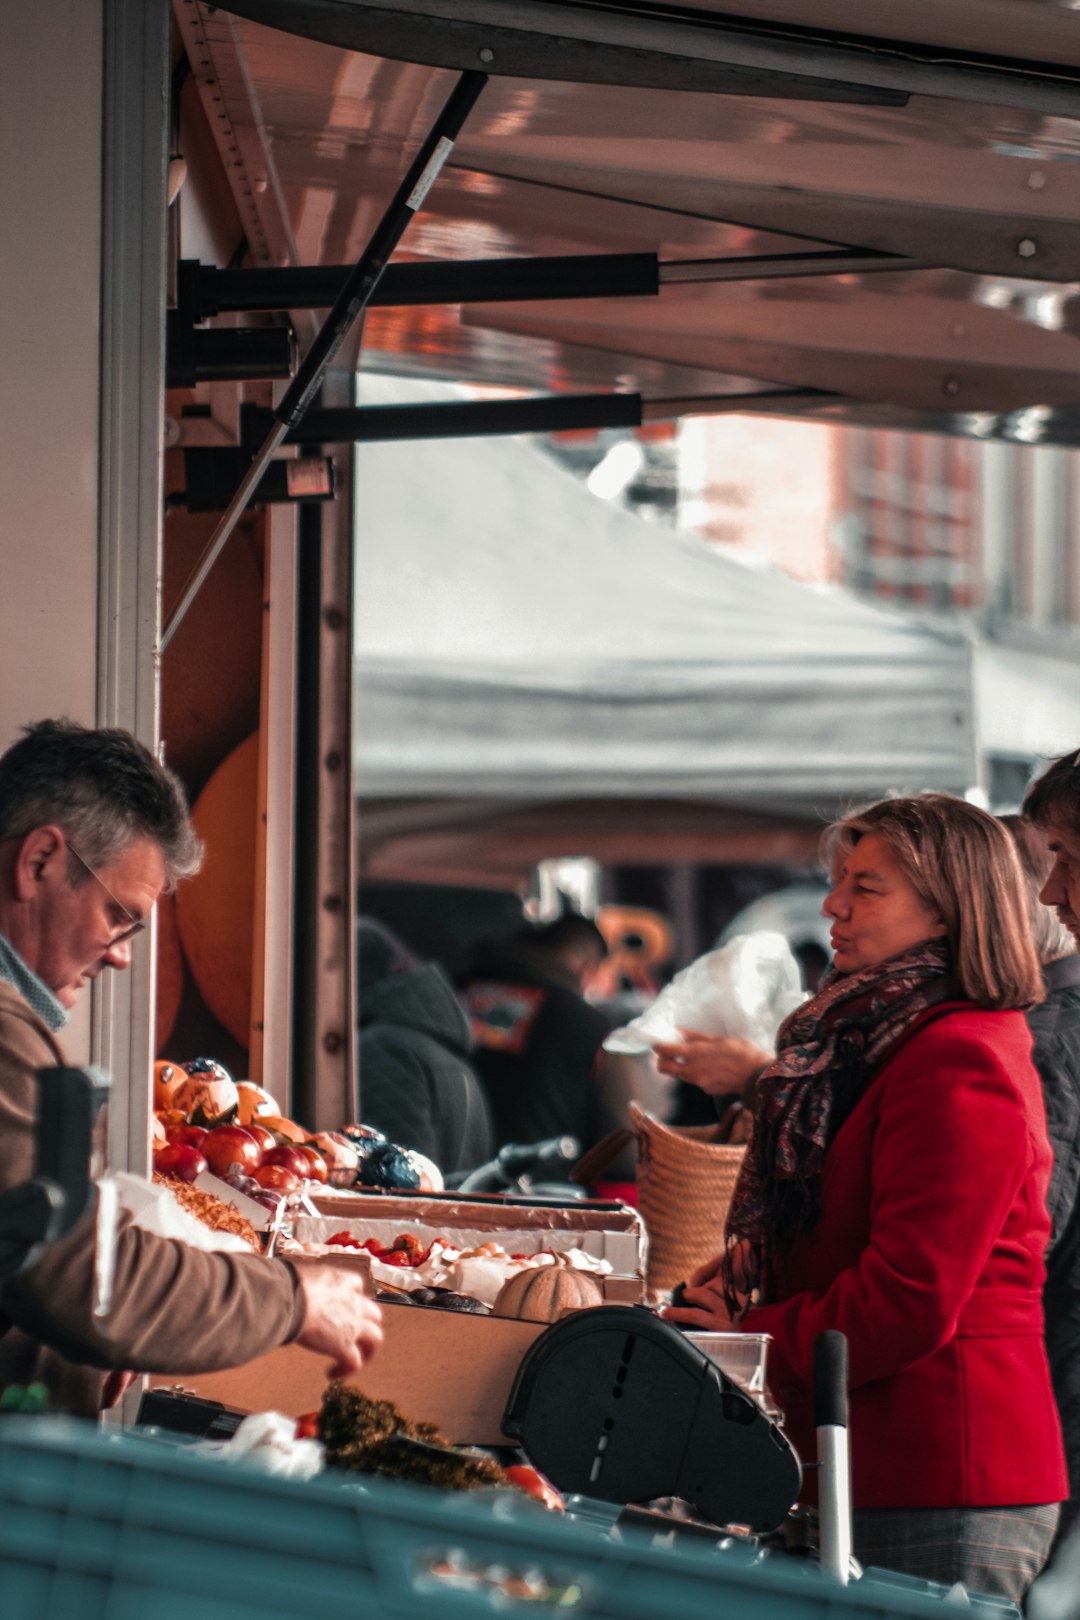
[355,377,974,818]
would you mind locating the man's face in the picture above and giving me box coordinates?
[38,835,166,1009]
[1039,815,1080,946]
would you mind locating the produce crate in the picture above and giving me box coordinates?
[0,1417,1017,1620]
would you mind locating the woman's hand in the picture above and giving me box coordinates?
[653,1032,771,1095]
[661,1243,753,1330]
[663,1266,731,1331]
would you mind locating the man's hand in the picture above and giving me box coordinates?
[292,1259,384,1379]
[653,1032,771,1095]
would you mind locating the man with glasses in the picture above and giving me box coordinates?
[0,718,382,1414]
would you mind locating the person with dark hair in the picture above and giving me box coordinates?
[668,793,1065,1600]
[0,719,382,1414]
[1015,783,1080,1550]
[356,916,493,1173]
[459,913,641,1174]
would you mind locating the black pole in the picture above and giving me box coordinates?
[162,68,488,650]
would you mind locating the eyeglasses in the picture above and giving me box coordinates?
[65,839,146,946]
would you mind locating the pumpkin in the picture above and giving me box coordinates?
[172,1058,239,1129]
[259,1113,310,1146]
[492,1259,604,1323]
[236,1081,280,1126]
[153,1060,184,1113]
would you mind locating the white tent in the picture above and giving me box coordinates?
[354,379,974,816]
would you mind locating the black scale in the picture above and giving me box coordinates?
[503,1304,801,1532]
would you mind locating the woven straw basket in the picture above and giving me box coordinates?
[628,1100,747,1301]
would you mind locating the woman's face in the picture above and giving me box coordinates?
[823,831,946,975]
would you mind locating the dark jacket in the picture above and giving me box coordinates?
[1027,954,1080,1540]
[460,944,637,1165]
[358,962,493,1174]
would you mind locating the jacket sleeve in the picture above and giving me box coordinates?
[742,1024,1037,1396]
[0,994,305,1375]
[2,1214,305,1373]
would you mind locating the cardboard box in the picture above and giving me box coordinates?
[300,1189,645,1301]
[152,1299,547,1444]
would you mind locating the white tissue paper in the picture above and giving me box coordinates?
[604,931,806,1055]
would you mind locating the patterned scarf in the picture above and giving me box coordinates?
[721,938,953,1317]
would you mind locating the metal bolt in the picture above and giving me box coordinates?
[323,894,343,914]
[1017,238,1038,259]
[323,1031,343,1056]
[479,46,494,64]
[1028,171,1046,191]
[324,749,342,773]
[253,176,268,193]
[323,606,345,631]
[943,378,960,398]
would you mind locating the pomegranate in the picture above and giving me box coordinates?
[152,1141,207,1183]
[243,1123,278,1156]
[253,1163,301,1194]
[262,1144,312,1180]
[201,1125,262,1180]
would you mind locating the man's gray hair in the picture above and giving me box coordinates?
[999,813,1076,964]
[0,718,202,889]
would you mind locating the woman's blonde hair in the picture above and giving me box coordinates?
[825,793,1044,1009]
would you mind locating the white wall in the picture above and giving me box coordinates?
[1,2,106,1057]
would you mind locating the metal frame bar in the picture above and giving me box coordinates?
[181,246,924,318]
[95,0,171,1177]
[246,393,644,445]
[161,67,488,650]
[222,0,1080,117]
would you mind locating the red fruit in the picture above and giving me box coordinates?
[244,1123,278,1156]
[504,1464,565,1512]
[253,1163,301,1194]
[168,1124,209,1151]
[262,1144,313,1180]
[201,1125,262,1180]
[152,1141,207,1183]
[294,1145,328,1184]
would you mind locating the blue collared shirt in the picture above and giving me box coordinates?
[0,933,68,1033]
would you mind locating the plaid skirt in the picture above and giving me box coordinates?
[852,1504,1060,1602]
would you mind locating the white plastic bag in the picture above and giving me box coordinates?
[603,931,805,1055]
[191,1410,325,1479]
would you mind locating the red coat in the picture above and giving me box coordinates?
[743,1006,1068,1509]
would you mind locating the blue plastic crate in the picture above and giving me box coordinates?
[0,1418,1018,1620]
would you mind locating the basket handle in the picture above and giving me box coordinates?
[569,1127,636,1185]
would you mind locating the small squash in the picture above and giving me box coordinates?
[172,1058,239,1129]
[259,1113,310,1146]
[153,1060,184,1113]
[236,1081,280,1126]
[492,1259,604,1323]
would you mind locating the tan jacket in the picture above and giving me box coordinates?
[0,980,305,1412]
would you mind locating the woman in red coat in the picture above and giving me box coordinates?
[668,794,1067,1599]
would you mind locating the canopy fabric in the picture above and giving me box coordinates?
[354,378,974,811]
